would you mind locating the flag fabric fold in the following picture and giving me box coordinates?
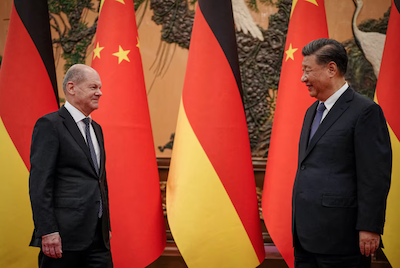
[0,0,59,267]
[91,0,166,267]
[261,0,328,267]
[166,0,265,267]
[375,1,400,266]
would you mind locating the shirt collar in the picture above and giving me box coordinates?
[321,82,349,111]
[64,101,91,123]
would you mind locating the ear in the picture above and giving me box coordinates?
[327,61,338,77]
[66,82,75,96]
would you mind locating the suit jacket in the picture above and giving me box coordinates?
[29,105,111,251]
[292,87,392,255]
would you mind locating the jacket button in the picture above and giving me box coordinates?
[300,165,305,170]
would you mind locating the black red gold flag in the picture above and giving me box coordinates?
[375,1,400,266]
[0,0,59,267]
[166,0,265,267]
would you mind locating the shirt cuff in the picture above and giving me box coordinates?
[42,232,59,238]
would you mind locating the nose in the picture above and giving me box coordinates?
[96,88,103,96]
[301,73,307,83]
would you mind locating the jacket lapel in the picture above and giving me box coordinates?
[59,106,99,176]
[299,100,318,162]
[92,121,105,177]
[300,87,354,163]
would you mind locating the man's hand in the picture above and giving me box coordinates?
[42,233,62,258]
[359,231,380,257]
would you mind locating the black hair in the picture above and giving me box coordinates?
[302,38,348,75]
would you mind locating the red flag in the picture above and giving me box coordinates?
[374,1,400,266]
[166,0,265,267]
[0,0,59,267]
[91,0,166,267]
[261,0,328,267]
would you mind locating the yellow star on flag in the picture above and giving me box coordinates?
[291,0,319,18]
[136,37,140,50]
[305,0,318,5]
[112,45,130,64]
[115,0,125,4]
[285,43,298,61]
[93,42,104,60]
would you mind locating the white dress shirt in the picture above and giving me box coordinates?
[319,82,349,123]
[64,101,101,167]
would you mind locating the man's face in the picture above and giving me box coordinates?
[72,70,102,116]
[301,54,330,101]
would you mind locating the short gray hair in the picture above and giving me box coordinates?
[62,64,88,93]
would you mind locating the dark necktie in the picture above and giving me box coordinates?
[309,102,326,141]
[83,118,102,218]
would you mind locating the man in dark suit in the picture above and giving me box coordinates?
[292,39,392,267]
[29,64,112,267]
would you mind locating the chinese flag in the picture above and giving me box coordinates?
[166,0,265,267]
[0,0,59,267]
[261,0,328,267]
[91,0,166,267]
[375,1,400,267]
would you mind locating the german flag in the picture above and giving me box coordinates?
[91,0,166,267]
[261,0,328,267]
[0,0,59,267]
[375,1,400,266]
[166,0,265,267]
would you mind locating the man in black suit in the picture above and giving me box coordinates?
[292,39,392,267]
[29,64,112,267]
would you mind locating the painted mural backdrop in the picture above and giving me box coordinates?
[0,0,391,157]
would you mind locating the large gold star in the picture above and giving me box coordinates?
[291,0,319,18]
[112,46,130,64]
[93,42,104,60]
[115,0,125,4]
[285,43,298,61]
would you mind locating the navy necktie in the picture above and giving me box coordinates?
[83,118,102,218]
[309,102,326,141]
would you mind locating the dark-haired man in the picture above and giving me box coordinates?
[292,38,391,267]
[29,64,113,267]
